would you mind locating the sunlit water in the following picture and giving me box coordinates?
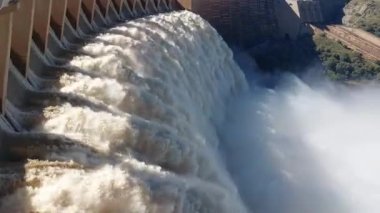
[0,11,247,212]
[2,9,380,213]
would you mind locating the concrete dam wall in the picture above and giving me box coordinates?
[178,0,279,46]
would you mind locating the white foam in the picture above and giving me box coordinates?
[221,73,380,213]
[1,11,248,212]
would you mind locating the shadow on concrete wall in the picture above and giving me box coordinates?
[248,35,320,73]
[319,0,346,24]
[274,0,312,40]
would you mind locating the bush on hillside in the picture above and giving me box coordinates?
[314,34,380,81]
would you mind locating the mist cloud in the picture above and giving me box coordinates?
[221,69,380,213]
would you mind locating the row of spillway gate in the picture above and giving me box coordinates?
[0,0,179,163]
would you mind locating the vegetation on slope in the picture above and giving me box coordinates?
[250,0,380,82]
[251,35,380,82]
[313,34,380,81]
[343,0,380,36]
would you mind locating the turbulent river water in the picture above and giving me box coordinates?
[2,9,380,213]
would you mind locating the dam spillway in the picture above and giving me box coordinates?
[3,0,380,212]
[0,0,248,211]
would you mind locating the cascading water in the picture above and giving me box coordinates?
[0,11,248,212]
[2,7,380,213]
[221,72,380,213]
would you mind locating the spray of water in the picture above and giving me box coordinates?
[3,7,379,212]
[221,70,380,213]
[0,11,248,212]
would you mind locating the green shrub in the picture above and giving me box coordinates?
[313,35,380,81]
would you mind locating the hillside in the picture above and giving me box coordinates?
[251,35,380,82]
[343,0,380,36]
[313,34,380,81]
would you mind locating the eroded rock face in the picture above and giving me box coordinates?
[343,0,380,36]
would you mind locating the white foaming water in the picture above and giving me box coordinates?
[5,8,379,213]
[222,73,380,213]
[0,11,248,212]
